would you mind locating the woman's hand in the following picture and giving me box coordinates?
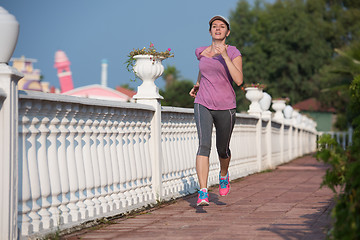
[214,44,229,58]
[189,84,199,98]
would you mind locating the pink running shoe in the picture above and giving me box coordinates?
[197,189,209,206]
[219,172,230,196]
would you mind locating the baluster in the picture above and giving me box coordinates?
[47,103,62,226]
[90,107,103,214]
[103,108,115,211]
[66,105,80,221]
[18,101,32,235]
[26,103,42,232]
[174,121,183,192]
[36,103,52,229]
[188,116,195,167]
[82,107,97,217]
[73,105,88,219]
[96,107,110,213]
[116,111,128,208]
[166,119,174,195]
[161,120,170,196]
[168,121,177,193]
[190,119,198,188]
[180,120,189,193]
[163,118,173,195]
[178,121,187,192]
[57,104,71,224]
[138,111,151,201]
[123,111,137,205]
[133,113,145,203]
[186,119,196,191]
[140,111,150,202]
[144,115,153,201]
[128,113,140,205]
[109,109,121,210]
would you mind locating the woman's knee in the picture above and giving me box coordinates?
[197,145,211,157]
[217,148,231,159]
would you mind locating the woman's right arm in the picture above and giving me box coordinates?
[189,71,201,98]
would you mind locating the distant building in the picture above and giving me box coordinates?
[58,53,136,102]
[11,56,50,92]
[54,50,74,93]
[64,84,136,102]
[293,98,336,132]
[116,86,136,100]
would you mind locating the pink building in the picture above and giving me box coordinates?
[64,84,135,102]
[56,52,136,101]
[54,50,74,93]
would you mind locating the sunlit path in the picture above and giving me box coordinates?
[62,155,333,240]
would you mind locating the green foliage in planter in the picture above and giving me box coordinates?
[317,75,360,239]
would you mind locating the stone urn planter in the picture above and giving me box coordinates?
[283,105,293,119]
[259,92,271,111]
[132,55,164,99]
[272,99,286,120]
[259,92,272,119]
[245,87,264,116]
[0,7,19,63]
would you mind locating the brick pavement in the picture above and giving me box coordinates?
[62,155,334,240]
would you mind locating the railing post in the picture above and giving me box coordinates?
[134,98,163,201]
[0,6,21,239]
[132,58,164,202]
[279,120,284,163]
[247,104,263,172]
[256,117,262,171]
[0,64,23,240]
[262,116,272,169]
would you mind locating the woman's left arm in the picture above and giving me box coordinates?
[215,44,243,86]
[223,55,243,86]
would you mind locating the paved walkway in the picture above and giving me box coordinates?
[62,155,334,240]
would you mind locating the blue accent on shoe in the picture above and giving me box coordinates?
[220,179,228,188]
[219,173,229,189]
[198,190,208,199]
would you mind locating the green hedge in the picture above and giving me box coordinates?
[317,75,360,239]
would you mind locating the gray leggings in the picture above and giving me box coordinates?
[194,103,236,158]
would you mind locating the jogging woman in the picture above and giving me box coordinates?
[189,15,243,206]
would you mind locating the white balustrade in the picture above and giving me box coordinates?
[0,83,321,239]
[12,90,320,238]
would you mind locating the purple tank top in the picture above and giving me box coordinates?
[194,45,241,110]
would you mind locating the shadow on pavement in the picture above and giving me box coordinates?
[257,198,334,239]
[182,191,227,213]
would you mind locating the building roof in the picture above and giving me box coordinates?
[293,98,336,113]
[63,84,132,101]
[116,86,136,98]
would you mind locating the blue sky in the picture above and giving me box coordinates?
[2,0,268,91]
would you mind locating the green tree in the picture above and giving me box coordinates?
[160,80,195,108]
[160,65,195,108]
[316,41,360,129]
[162,65,180,88]
[227,0,360,112]
[229,0,332,108]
